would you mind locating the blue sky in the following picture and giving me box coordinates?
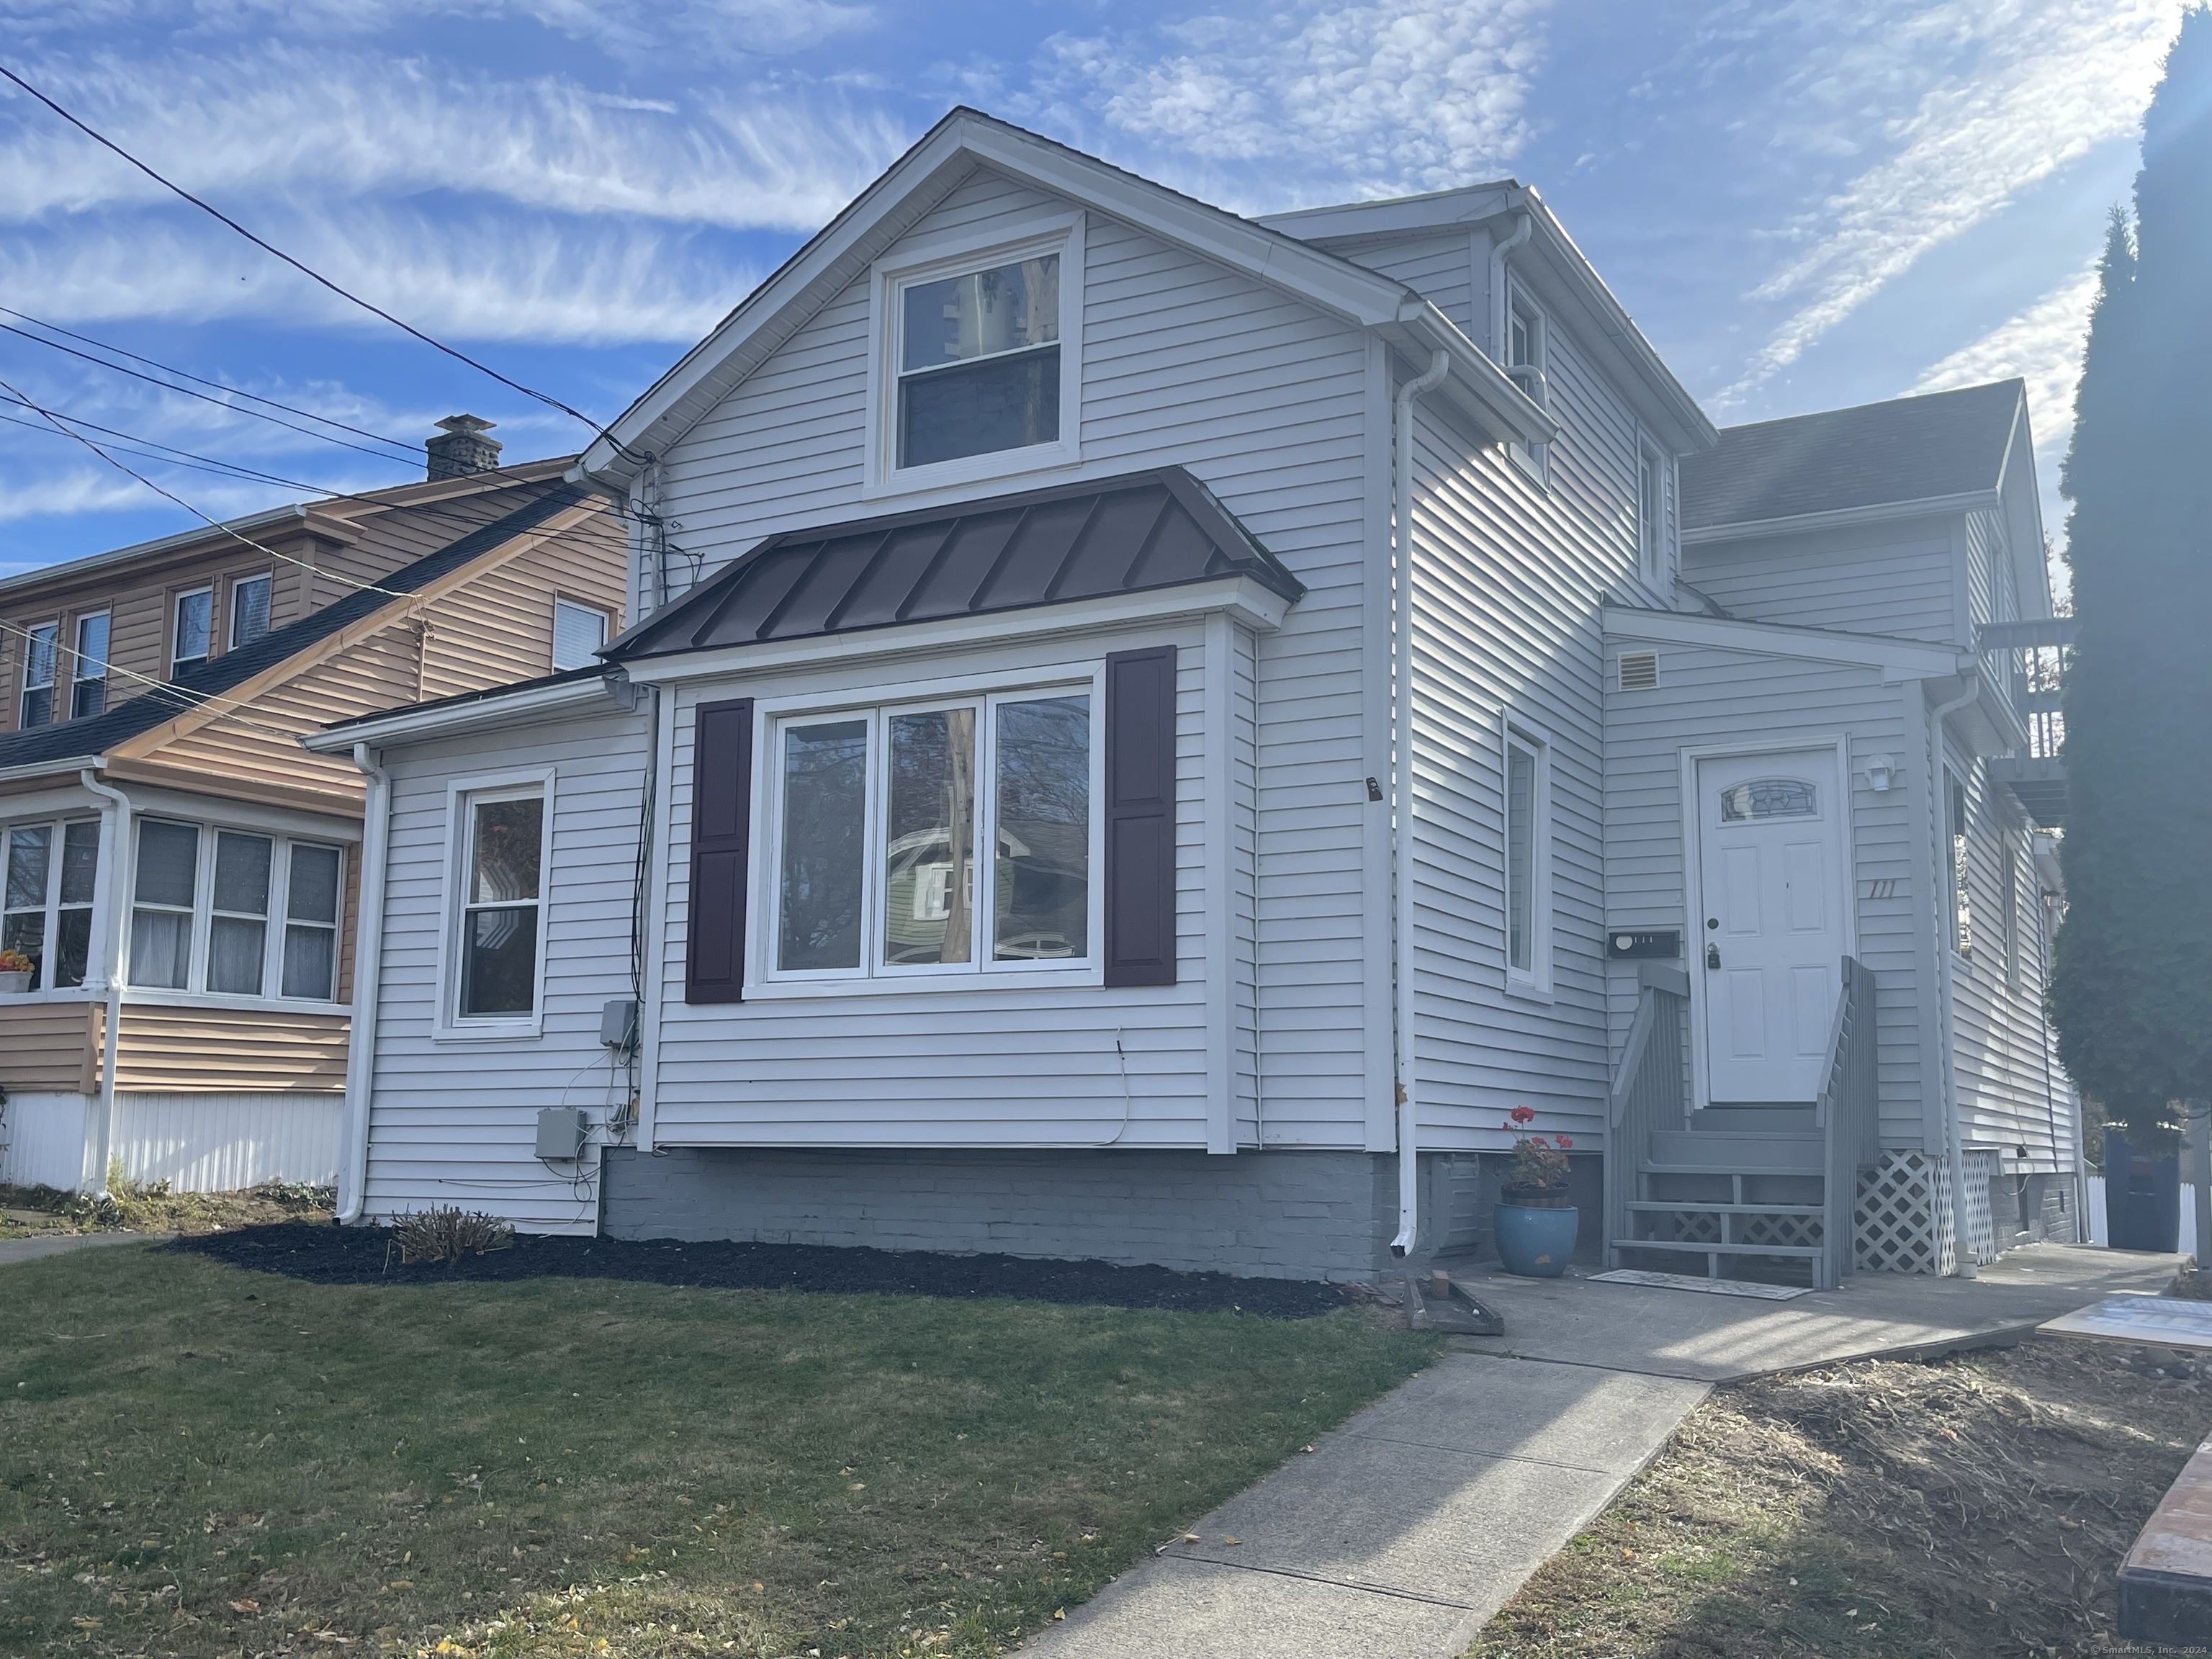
[0,0,2186,585]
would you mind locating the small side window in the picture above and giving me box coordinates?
[19,621,58,728]
[551,599,609,673]
[230,575,273,651]
[172,588,213,677]
[457,793,545,1020]
[71,613,109,720]
[1948,773,1972,958]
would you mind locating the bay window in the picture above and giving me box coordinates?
[768,686,1097,981]
[127,817,346,999]
[3,819,99,989]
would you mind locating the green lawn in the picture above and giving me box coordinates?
[0,1241,1434,1658]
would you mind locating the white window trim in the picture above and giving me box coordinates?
[171,586,214,675]
[1501,714,1555,999]
[861,212,1084,502]
[1505,279,1551,485]
[123,817,349,1007]
[1946,768,1973,961]
[1635,434,1672,585]
[228,572,274,652]
[747,665,1107,999]
[433,768,557,1040]
[1,816,100,995]
[19,619,58,727]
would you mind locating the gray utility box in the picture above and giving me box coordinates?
[535,1106,590,1161]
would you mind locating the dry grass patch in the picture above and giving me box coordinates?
[0,1175,333,1238]
[1471,1337,2212,1658]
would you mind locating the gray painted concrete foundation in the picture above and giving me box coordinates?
[602,1146,1470,1281]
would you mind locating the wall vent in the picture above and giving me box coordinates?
[1618,651,1660,691]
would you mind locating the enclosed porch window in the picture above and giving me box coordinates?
[2,819,99,989]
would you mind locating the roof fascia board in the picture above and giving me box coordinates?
[1603,604,1966,678]
[0,755,96,786]
[0,505,309,602]
[1254,181,1519,240]
[1995,403,2054,620]
[301,673,624,753]
[1683,489,2000,546]
[111,500,603,761]
[582,112,1431,490]
[621,574,1290,687]
[0,779,94,814]
[93,767,365,838]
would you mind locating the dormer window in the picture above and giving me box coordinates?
[870,222,1082,496]
[1506,289,1547,405]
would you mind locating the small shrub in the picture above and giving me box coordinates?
[394,1206,515,1265]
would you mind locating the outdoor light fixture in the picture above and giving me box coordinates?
[1864,753,1897,791]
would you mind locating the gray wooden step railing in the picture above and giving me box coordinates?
[1814,956,1878,1289]
[1603,963,1689,1268]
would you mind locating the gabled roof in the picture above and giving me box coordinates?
[577,107,1552,491]
[0,481,588,772]
[1681,381,2025,534]
[605,467,1301,663]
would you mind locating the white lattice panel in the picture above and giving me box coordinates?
[1961,1147,2000,1266]
[1856,1151,1956,1275]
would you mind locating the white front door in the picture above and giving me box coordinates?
[1694,749,1846,1103]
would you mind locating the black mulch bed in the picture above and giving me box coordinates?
[163,1223,1354,1318]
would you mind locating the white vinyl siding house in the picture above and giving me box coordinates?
[323,112,2078,1282]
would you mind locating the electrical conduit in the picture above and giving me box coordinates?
[1390,348,1452,1256]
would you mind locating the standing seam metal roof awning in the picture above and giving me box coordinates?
[604,467,1305,662]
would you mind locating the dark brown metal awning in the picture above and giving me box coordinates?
[606,467,1303,662]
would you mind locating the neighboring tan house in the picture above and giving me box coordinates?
[0,421,625,1193]
[308,109,2078,1285]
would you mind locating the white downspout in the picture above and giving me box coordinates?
[1488,210,1533,364]
[78,768,130,1199]
[336,741,390,1225]
[1925,673,1982,1277]
[1390,348,1453,1258]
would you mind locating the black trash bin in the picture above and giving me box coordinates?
[2104,1130,2180,1253]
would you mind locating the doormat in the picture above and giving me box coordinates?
[1591,1268,1812,1300]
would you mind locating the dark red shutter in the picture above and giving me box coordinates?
[685,698,754,1004]
[1104,646,1177,987]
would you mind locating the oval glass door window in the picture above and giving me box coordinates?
[1719,778,1817,821]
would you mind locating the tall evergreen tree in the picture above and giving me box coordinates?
[2051,6,2212,1131]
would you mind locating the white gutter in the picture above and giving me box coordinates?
[1390,348,1452,1258]
[335,741,391,1225]
[1924,673,1982,1277]
[1488,210,1533,364]
[301,673,618,754]
[78,768,130,1199]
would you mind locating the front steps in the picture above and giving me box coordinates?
[1619,1107,1830,1285]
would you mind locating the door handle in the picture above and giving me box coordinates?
[1706,943,1722,971]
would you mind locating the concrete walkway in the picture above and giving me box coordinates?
[0,1231,165,1267]
[1022,1244,2180,1658]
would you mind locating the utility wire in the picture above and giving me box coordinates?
[0,612,310,742]
[0,303,423,460]
[0,63,633,455]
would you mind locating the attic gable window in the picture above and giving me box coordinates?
[870,224,1081,496]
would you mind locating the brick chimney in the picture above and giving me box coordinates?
[426,414,502,481]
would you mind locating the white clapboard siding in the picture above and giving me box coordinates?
[1604,640,1928,1148]
[652,168,1383,1151]
[649,620,1219,1148]
[364,707,650,1233]
[1398,307,1658,1153]
[1337,233,1478,336]
[1684,518,1963,643]
[1943,728,2072,1167]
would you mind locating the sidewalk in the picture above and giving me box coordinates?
[0,1231,165,1267]
[1021,1244,2180,1658]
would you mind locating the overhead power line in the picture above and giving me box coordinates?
[0,61,636,458]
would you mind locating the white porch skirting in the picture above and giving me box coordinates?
[0,1092,341,1192]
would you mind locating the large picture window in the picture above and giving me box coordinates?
[126,817,345,999]
[457,793,545,1018]
[3,819,98,989]
[768,686,1096,981]
[895,252,1061,471]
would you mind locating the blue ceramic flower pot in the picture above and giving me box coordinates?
[1493,1202,1579,1277]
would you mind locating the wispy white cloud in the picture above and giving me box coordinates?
[0,467,174,522]
[0,204,757,341]
[1717,0,2180,405]
[0,47,912,231]
[1035,0,1550,208]
[1908,257,2097,467]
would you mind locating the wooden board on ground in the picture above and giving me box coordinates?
[1590,1268,1812,1301]
[2041,1292,2212,1351]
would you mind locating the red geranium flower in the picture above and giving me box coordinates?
[1509,1104,1537,1125]
[1557,1134,1574,1150]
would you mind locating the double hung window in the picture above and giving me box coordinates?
[3,820,98,989]
[172,589,212,675]
[457,793,544,1019]
[71,613,109,719]
[19,622,57,728]
[127,817,345,999]
[770,687,1096,981]
[892,250,1063,474]
[230,575,272,652]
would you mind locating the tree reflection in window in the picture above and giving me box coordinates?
[778,721,868,971]
[884,709,976,966]
[992,695,1089,961]
[1719,778,1816,821]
